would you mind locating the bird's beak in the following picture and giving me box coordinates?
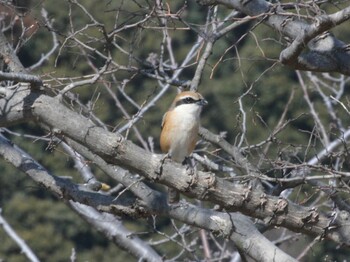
[198,99,208,106]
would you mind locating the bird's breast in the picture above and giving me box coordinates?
[160,110,200,163]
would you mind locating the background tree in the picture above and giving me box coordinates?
[1,0,350,261]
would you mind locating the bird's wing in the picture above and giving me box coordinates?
[161,112,168,130]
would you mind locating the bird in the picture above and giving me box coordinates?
[160,91,207,203]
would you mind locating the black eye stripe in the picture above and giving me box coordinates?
[175,97,198,107]
[184,97,195,103]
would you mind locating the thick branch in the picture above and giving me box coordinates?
[0,72,42,85]
[169,203,296,262]
[1,88,348,245]
[197,0,350,75]
[0,135,163,261]
[0,132,295,261]
[64,137,168,213]
[65,133,295,260]
[0,31,27,73]
[280,7,350,67]
[70,202,162,262]
[0,134,137,216]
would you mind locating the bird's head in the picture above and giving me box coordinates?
[171,91,208,114]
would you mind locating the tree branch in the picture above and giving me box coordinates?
[63,137,168,213]
[168,203,297,262]
[70,202,162,262]
[0,209,40,262]
[0,31,27,73]
[280,6,350,67]
[0,132,295,261]
[0,71,42,85]
[1,87,348,246]
[0,134,137,216]
[197,0,350,75]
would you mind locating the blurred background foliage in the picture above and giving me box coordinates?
[1,0,350,261]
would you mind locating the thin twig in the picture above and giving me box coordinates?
[0,209,40,262]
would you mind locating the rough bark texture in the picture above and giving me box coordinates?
[197,0,350,74]
[2,1,350,260]
[1,88,349,247]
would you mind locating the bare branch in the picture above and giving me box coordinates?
[280,6,350,66]
[0,209,40,262]
[2,1,350,260]
[0,31,27,73]
[168,204,297,262]
[70,202,162,262]
[0,133,295,261]
[28,8,59,70]
[0,71,42,85]
[197,0,350,75]
[1,90,345,245]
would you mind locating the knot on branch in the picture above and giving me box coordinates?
[314,14,333,29]
[241,185,252,202]
[111,136,124,156]
[301,208,319,224]
[196,172,216,200]
[204,172,216,188]
[279,33,307,66]
[185,167,198,190]
[273,198,288,214]
[259,193,268,209]
[210,214,231,237]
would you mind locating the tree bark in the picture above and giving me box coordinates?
[197,0,350,75]
[1,88,349,246]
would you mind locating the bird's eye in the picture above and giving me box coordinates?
[175,96,197,107]
[184,97,194,103]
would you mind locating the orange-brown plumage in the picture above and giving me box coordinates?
[160,91,207,163]
[160,110,199,162]
[160,91,207,203]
